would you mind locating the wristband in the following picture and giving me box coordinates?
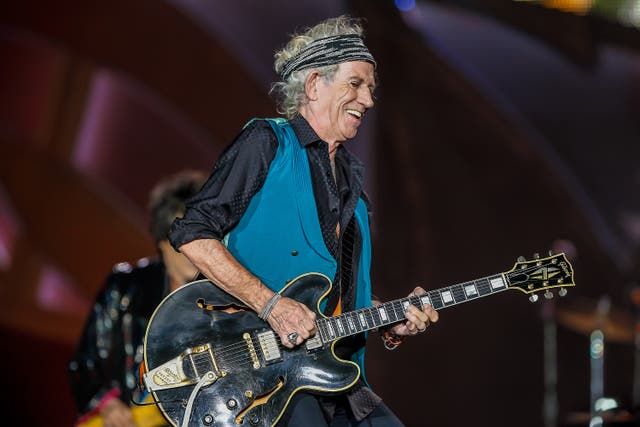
[258,293,282,320]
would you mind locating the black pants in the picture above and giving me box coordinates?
[280,393,405,427]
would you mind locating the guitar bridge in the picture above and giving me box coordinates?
[143,343,224,391]
[243,332,261,369]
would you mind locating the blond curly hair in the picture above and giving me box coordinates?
[270,16,367,118]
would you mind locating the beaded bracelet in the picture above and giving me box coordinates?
[258,293,282,320]
[381,330,405,351]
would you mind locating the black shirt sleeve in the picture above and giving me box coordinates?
[169,119,278,250]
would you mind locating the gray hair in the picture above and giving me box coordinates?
[270,16,367,119]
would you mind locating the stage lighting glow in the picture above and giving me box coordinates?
[0,185,21,271]
[617,0,640,28]
[36,262,90,314]
[542,0,594,15]
[513,0,640,26]
[395,0,416,12]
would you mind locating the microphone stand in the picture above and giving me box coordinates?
[542,298,558,427]
[631,287,640,413]
[589,296,610,427]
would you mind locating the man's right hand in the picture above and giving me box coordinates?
[178,239,317,349]
[267,296,317,348]
[101,398,136,427]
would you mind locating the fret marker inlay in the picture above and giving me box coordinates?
[328,322,335,338]
[358,313,367,328]
[347,317,355,331]
[490,278,505,289]
[378,307,388,321]
[464,285,477,296]
[442,291,453,303]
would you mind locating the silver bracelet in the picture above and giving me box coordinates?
[258,293,282,320]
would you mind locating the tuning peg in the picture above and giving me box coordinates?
[544,290,554,299]
[548,250,554,256]
[558,287,567,297]
[533,253,540,259]
[529,294,539,303]
[517,256,526,262]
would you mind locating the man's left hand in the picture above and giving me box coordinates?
[388,286,438,336]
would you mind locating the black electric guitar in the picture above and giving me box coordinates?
[142,253,575,427]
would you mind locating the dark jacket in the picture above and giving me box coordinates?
[68,258,168,418]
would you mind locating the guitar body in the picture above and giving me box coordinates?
[143,273,360,427]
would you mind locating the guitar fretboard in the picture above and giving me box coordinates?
[316,273,508,344]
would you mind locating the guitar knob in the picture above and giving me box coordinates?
[249,414,261,425]
[529,294,539,303]
[558,287,567,297]
[203,414,214,426]
[544,290,554,299]
[517,256,526,262]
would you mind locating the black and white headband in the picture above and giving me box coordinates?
[279,34,376,81]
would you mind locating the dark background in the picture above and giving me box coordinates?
[1,1,639,426]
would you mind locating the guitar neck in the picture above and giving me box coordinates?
[316,273,509,343]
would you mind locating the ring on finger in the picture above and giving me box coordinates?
[287,331,299,346]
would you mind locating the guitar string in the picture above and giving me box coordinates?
[194,300,388,362]
[208,312,379,367]
[210,293,444,365]
[151,264,553,383]
[211,296,446,368]
[211,303,392,361]
[186,264,553,368]
[200,295,515,370]
[208,262,550,359]
[212,268,522,359]
[216,293,507,368]
[205,294,426,366]
[201,280,497,366]
[206,300,394,361]
[212,281,493,357]
[199,300,418,368]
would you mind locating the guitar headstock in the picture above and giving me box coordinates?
[506,252,575,302]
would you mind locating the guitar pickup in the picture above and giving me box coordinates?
[305,334,323,352]
[257,331,282,364]
[143,343,223,391]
